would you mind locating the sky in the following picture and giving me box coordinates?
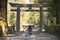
[26,0,30,4]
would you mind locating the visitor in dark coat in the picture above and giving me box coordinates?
[28,25,32,35]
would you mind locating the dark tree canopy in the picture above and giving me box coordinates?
[0,0,7,24]
[34,0,60,24]
[48,0,60,24]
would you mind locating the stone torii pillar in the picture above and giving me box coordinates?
[40,5,45,32]
[10,4,20,31]
[16,6,20,31]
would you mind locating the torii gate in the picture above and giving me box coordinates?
[9,3,48,31]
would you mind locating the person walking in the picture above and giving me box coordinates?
[28,25,32,35]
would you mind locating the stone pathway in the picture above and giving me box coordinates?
[0,32,60,40]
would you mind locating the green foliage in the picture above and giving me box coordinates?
[27,12,40,25]
[34,0,48,4]
[48,0,60,24]
[10,13,15,26]
[34,0,40,4]
[28,12,35,24]
[48,0,60,16]
[0,0,7,25]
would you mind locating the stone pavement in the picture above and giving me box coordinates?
[0,31,60,40]
[11,32,59,40]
